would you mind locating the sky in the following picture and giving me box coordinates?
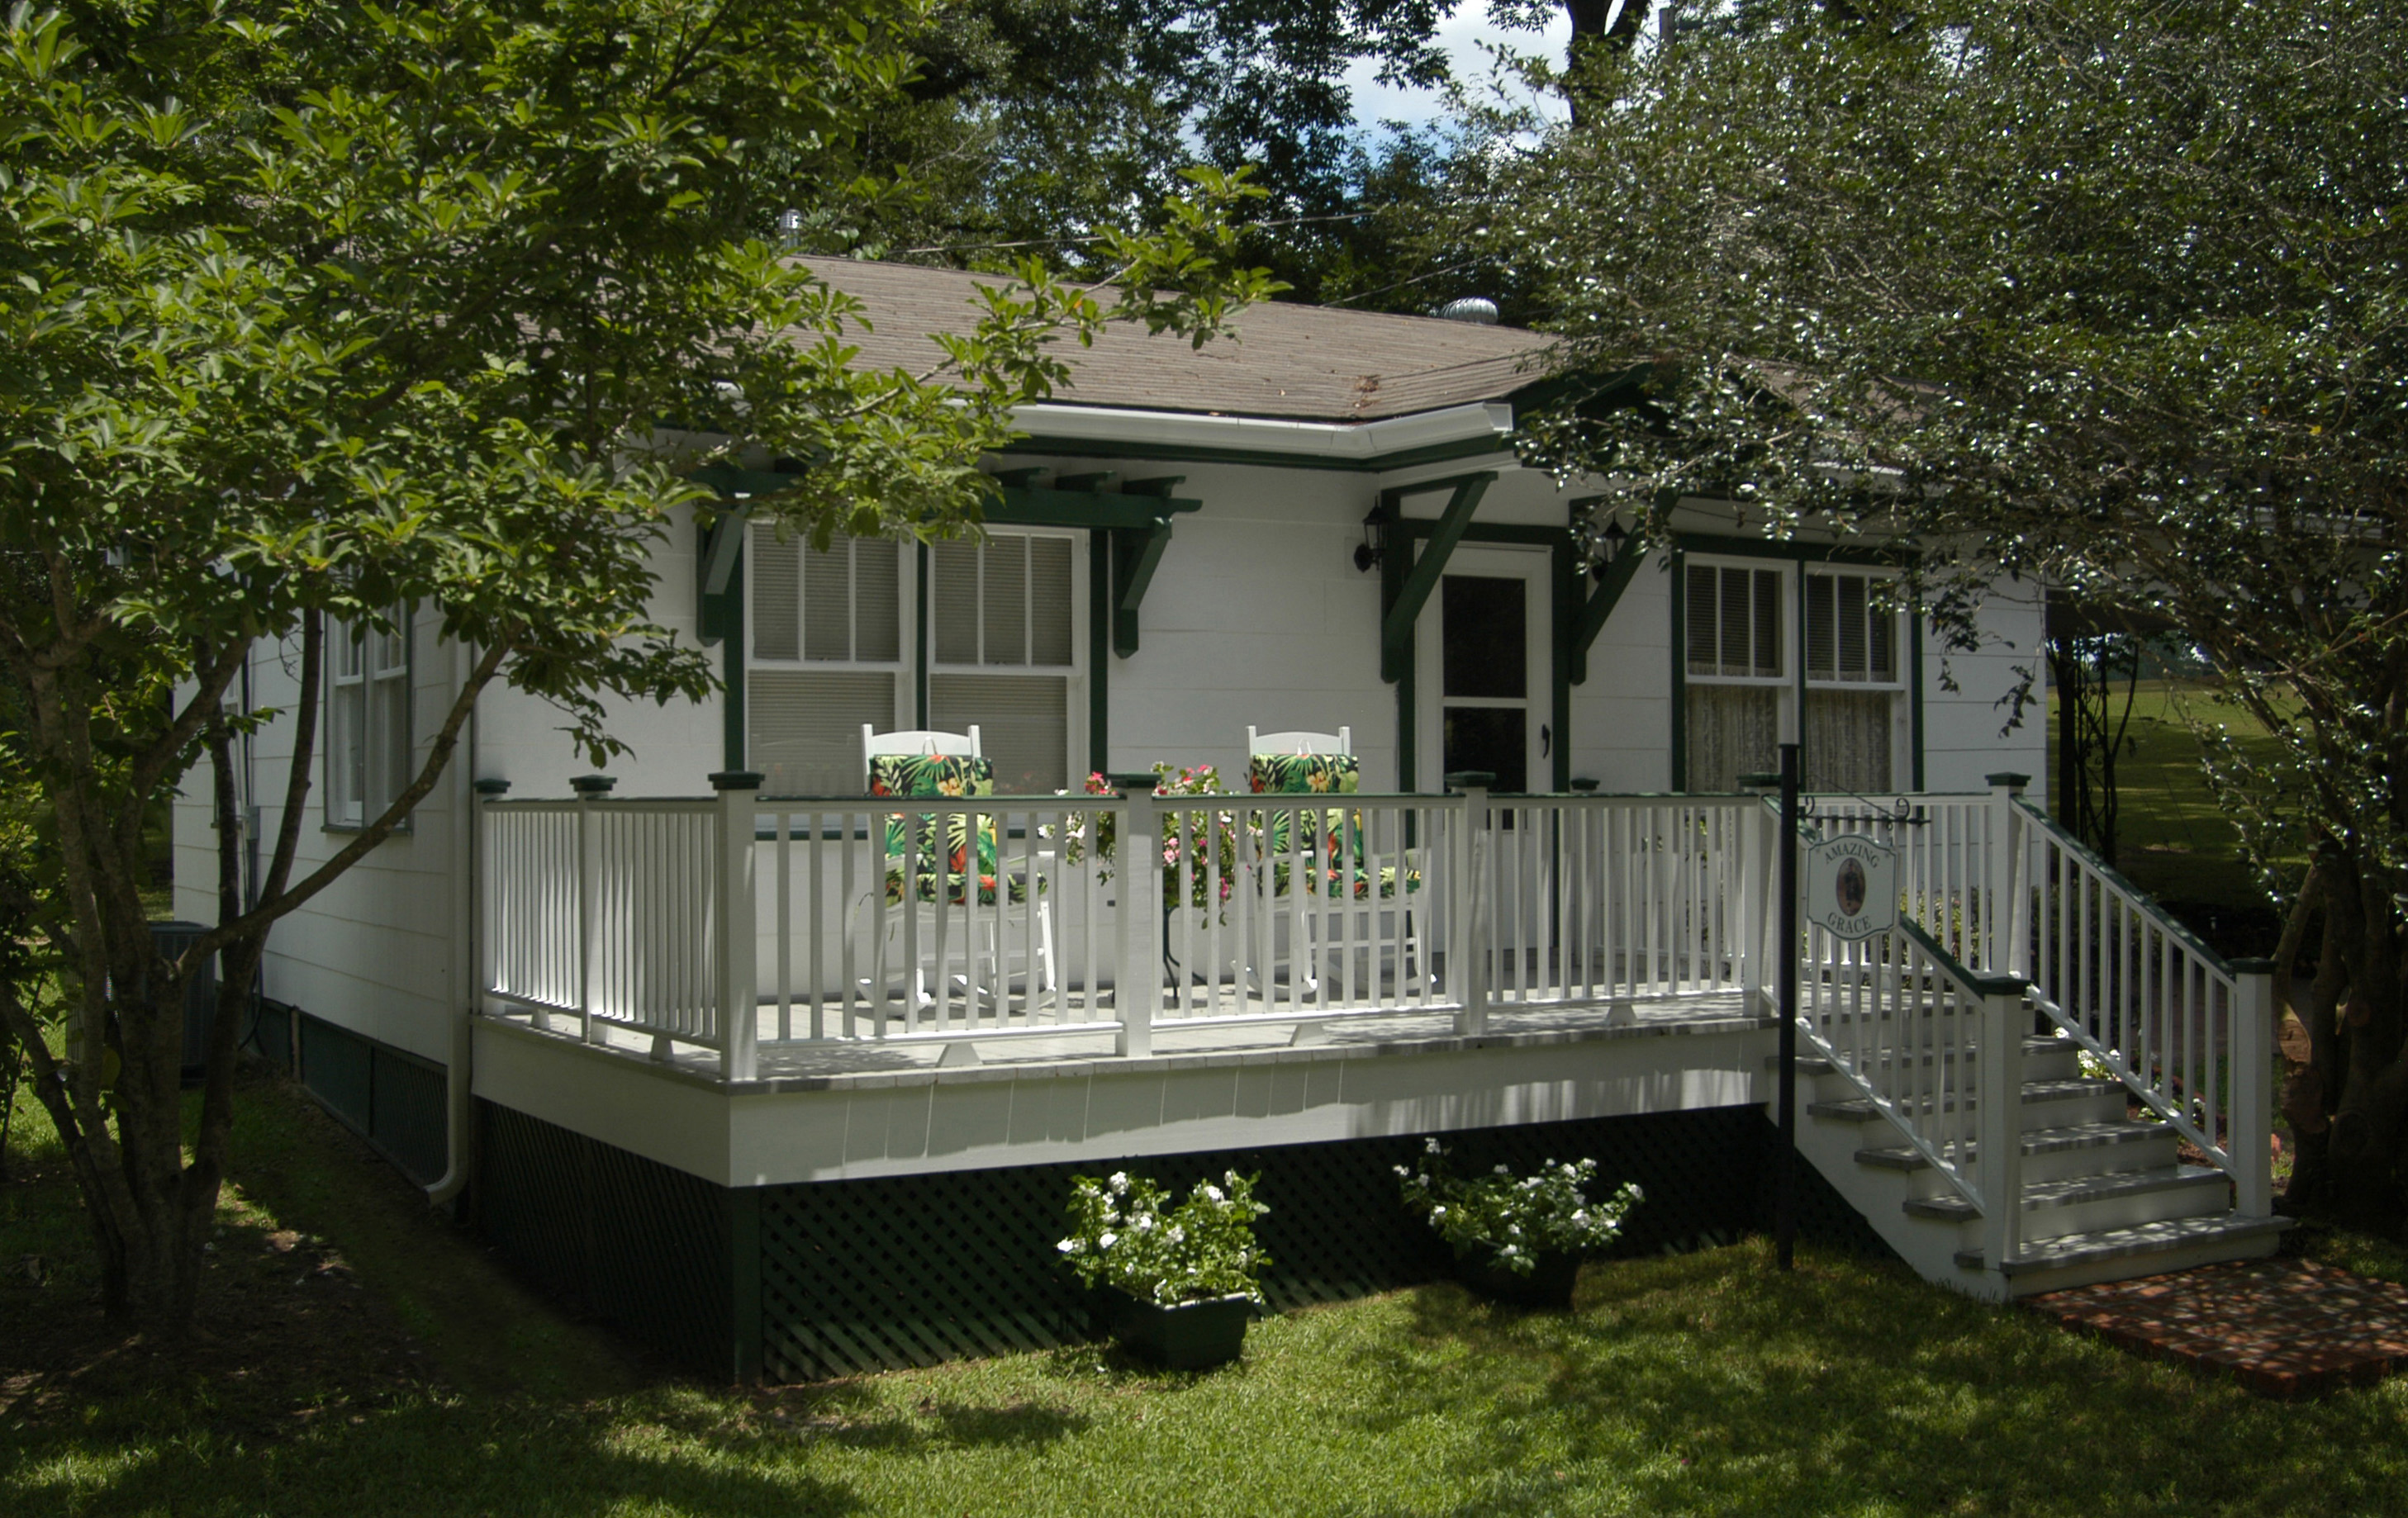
[1341,6,1574,132]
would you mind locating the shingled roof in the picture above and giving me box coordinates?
[799,259,1558,424]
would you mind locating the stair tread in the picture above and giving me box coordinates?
[1954,1214,2292,1275]
[1856,1120,2173,1170]
[1811,1078,2122,1120]
[1902,1165,2228,1221]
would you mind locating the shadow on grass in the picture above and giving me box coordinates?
[3,1390,866,1518]
[1335,1241,2407,1518]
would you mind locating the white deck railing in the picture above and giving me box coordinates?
[478,777,1778,1076]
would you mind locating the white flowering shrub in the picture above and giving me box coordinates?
[1397,1141,1643,1276]
[1057,1169,1270,1305]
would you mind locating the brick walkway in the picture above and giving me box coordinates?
[2029,1258,2408,1398]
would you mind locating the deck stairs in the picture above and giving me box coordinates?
[1766,785,2289,1300]
[1775,1022,2288,1299]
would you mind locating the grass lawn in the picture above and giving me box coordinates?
[2047,678,2297,956]
[4,1071,2407,1516]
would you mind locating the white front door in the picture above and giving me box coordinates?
[1416,545,1551,794]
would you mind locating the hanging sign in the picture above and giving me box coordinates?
[1802,834,1900,941]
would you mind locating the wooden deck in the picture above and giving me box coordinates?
[471,991,1780,1188]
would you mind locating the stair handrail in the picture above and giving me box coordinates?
[1790,913,2019,1213]
[2011,798,2247,1179]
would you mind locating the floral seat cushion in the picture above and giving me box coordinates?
[1247,752,1360,796]
[867,752,1031,907]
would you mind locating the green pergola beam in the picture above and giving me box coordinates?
[1380,472,1495,683]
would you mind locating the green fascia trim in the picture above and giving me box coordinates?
[1569,545,1649,685]
[1670,531,1908,567]
[1111,518,1176,657]
[1910,604,1926,790]
[1380,500,1415,791]
[990,485,1201,529]
[914,544,930,728]
[722,567,745,771]
[729,1188,762,1383]
[999,434,1516,475]
[1088,534,1112,773]
[1551,544,1575,791]
[1380,472,1495,684]
[1668,546,1687,792]
[688,465,805,500]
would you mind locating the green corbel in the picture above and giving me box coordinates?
[1379,472,1495,683]
[1110,517,1175,657]
[1569,546,1648,684]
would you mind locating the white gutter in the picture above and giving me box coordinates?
[1010,400,1515,463]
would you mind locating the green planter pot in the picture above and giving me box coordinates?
[1097,1288,1253,1369]
[1451,1249,1582,1310]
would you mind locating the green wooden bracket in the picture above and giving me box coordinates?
[687,472,763,650]
[1123,475,1185,499]
[989,467,1046,490]
[1379,472,1495,684]
[1568,545,1648,685]
[1110,517,1175,657]
[1053,471,1116,493]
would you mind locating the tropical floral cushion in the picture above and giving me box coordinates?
[867,752,1029,906]
[1247,752,1360,796]
[1256,802,1422,899]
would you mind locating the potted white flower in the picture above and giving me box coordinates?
[1057,1169,1270,1369]
[1397,1140,1643,1308]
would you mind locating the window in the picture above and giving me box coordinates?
[749,526,906,794]
[1684,562,1785,793]
[1803,569,1902,792]
[327,610,411,827]
[1682,559,1907,794]
[929,531,1076,794]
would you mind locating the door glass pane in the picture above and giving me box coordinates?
[1443,708,1527,793]
[1441,576,1526,699]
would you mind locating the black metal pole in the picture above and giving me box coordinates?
[1776,739,1801,1271]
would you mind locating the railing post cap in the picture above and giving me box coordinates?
[2229,956,2279,975]
[1969,971,2028,997]
[473,777,512,797]
[1444,771,1497,793]
[708,770,766,791]
[1101,770,1161,796]
[1736,771,1780,791]
[1985,772,2031,791]
[569,773,617,795]
[1568,777,1600,792]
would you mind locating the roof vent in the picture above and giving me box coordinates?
[1436,296,1499,325]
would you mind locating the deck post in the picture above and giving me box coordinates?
[2230,958,2277,1216]
[572,774,615,1044]
[712,771,763,1081]
[1446,775,1494,1036]
[1736,775,1779,1008]
[1976,973,2029,1274]
[473,779,509,1022]
[1986,773,2030,977]
[1115,780,1160,1057]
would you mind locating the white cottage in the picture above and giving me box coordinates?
[178,264,2281,1379]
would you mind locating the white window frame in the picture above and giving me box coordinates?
[325,607,412,829]
[925,527,1086,794]
[1684,558,1789,690]
[1802,566,1906,692]
[745,526,914,793]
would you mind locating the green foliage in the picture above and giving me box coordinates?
[0,0,1279,1327]
[1465,0,2408,1214]
[1056,1169,1270,1305]
[1398,1139,1643,1274]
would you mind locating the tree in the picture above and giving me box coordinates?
[1469,1,2408,1217]
[0,0,1275,1332]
